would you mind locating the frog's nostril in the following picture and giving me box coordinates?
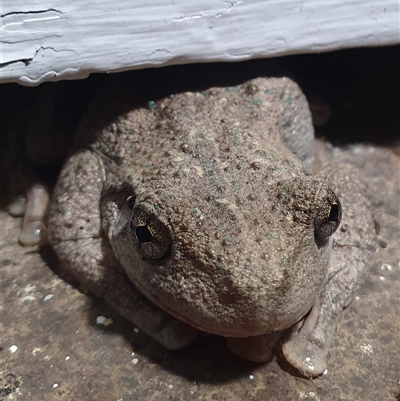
[135,225,153,244]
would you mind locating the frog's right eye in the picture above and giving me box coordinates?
[314,189,342,243]
[129,209,171,260]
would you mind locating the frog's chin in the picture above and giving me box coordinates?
[168,305,311,338]
[139,282,313,338]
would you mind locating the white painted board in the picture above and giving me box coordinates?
[1,0,399,86]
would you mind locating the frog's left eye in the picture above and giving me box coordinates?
[314,189,342,243]
[129,209,171,260]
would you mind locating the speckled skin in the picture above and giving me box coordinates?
[48,77,375,376]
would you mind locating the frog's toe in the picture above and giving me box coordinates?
[16,183,49,247]
[18,221,47,247]
[9,192,48,247]
[8,195,27,217]
[282,337,327,376]
[160,319,200,350]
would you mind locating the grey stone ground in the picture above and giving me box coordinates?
[1,48,399,401]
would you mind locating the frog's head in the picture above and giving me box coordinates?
[110,175,341,337]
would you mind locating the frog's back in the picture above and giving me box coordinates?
[74,77,313,177]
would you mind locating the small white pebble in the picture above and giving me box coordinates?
[360,343,373,355]
[355,296,360,301]
[52,383,58,389]
[65,356,70,361]
[32,347,42,356]
[43,294,54,301]
[133,327,140,334]
[381,263,392,271]
[9,345,18,353]
[132,358,139,365]
[21,295,37,302]
[96,315,113,326]
[248,374,254,380]
[131,352,135,357]
[323,369,328,375]
[379,276,385,281]
[24,284,36,293]
[174,251,181,260]
[168,384,173,389]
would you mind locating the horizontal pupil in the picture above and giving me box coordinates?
[135,225,153,243]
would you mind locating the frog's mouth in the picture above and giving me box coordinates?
[131,259,318,338]
[161,298,314,338]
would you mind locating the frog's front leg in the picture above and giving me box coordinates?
[48,150,199,349]
[282,164,376,376]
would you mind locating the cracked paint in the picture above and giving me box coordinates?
[1,9,62,30]
[0,9,61,18]
[0,8,67,65]
[1,46,75,67]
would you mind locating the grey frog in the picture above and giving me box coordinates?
[48,77,376,376]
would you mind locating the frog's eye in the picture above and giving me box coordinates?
[314,189,342,243]
[130,209,171,260]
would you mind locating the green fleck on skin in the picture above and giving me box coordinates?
[147,100,156,110]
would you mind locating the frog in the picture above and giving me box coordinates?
[47,77,376,376]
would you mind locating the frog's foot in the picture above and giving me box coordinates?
[115,299,200,350]
[227,331,282,363]
[282,336,328,377]
[281,306,338,376]
[9,183,49,247]
[153,315,200,350]
[54,235,200,350]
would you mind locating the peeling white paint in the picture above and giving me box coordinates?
[1,0,399,85]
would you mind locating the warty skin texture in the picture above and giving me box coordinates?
[48,77,375,376]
